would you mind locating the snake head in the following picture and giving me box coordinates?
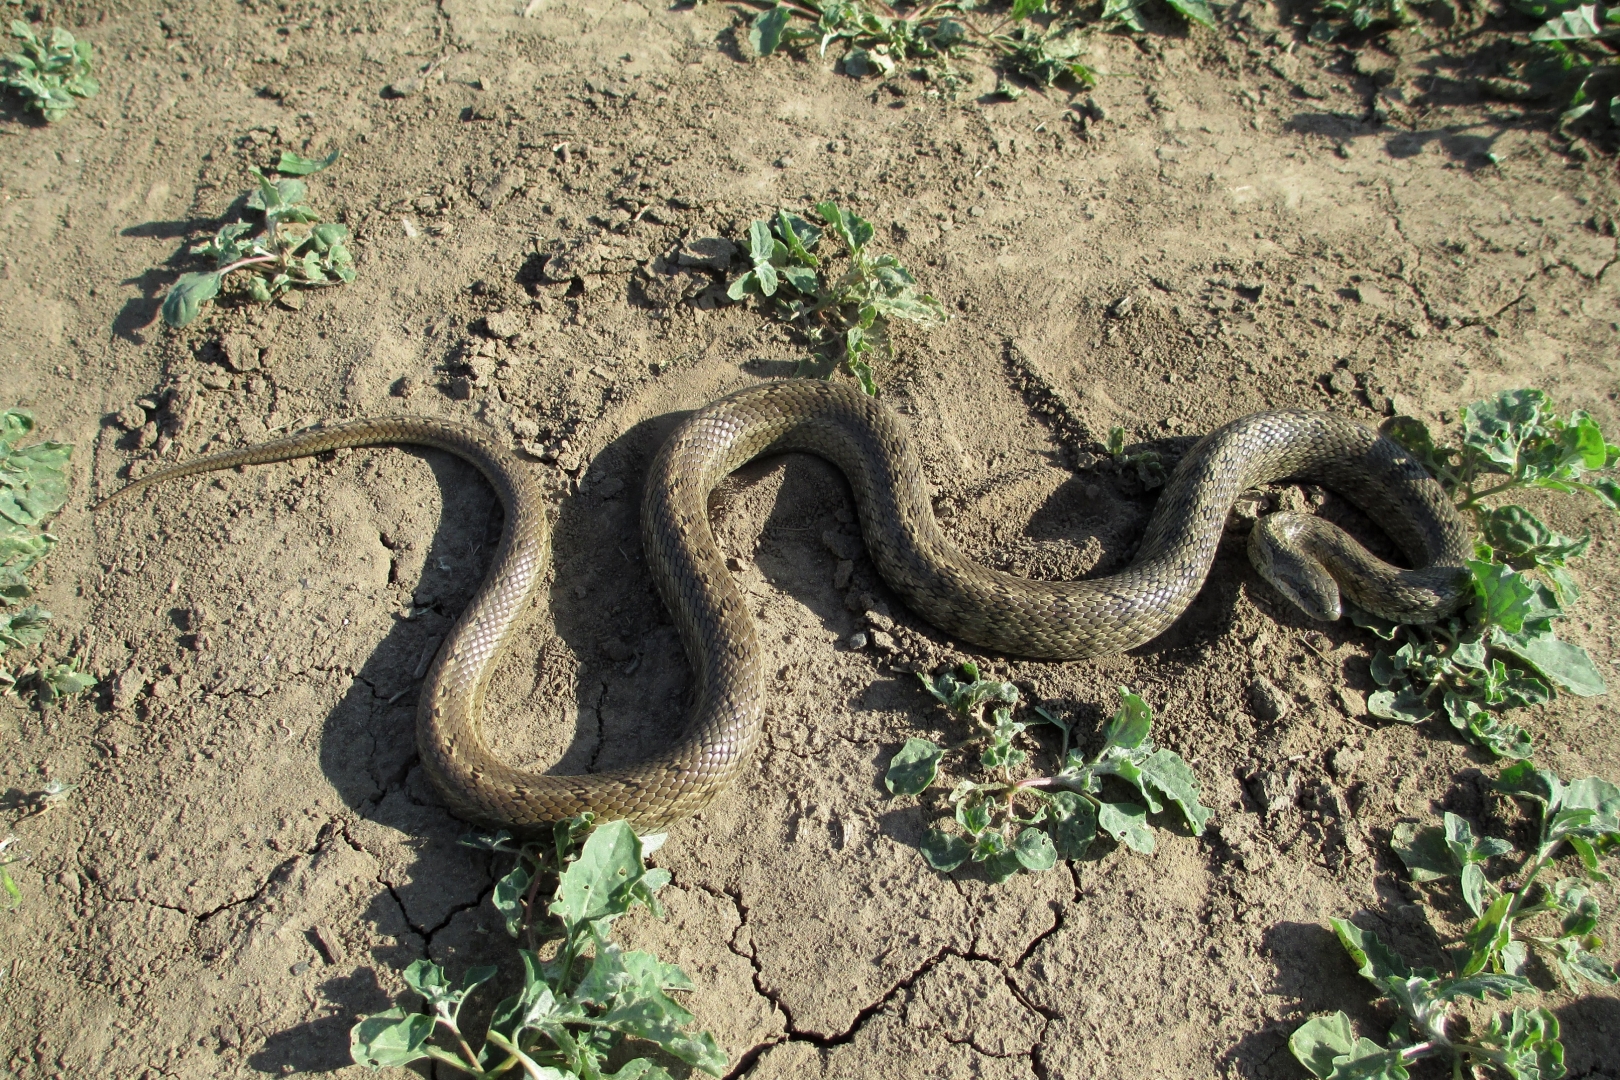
[1248,512,1343,623]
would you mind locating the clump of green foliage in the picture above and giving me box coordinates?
[1105,425,1165,489]
[1306,0,1412,42]
[1521,3,1620,131]
[1,20,97,122]
[1290,765,1618,1079]
[161,150,354,329]
[1359,390,1615,759]
[0,410,93,707]
[0,836,24,911]
[727,202,945,395]
[884,667,1212,881]
[351,817,725,1079]
[746,0,1214,91]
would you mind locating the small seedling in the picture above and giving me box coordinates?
[161,150,354,329]
[1362,390,1616,758]
[727,201,945,394]
[351,817,725,1079]
[1,20,97,122]
[0,836,24,911]
[997,24,1099,88]
[0,410,90,706]
[1291,765,1618,1079]
[1105,426,1165,489]
[886,668,1212,881]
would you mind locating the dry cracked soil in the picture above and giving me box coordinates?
[2,0,1620,1077]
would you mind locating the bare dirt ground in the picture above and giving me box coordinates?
[2,0,1619,1077]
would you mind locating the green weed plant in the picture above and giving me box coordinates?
[161,150,354,329]
[1290,767,1618,1079]
[885,668,1212,881]
[352,818,724,1079]
[0,410,91,706]
[1357,390,1616,759]
[727,202,945,394]
[1,20,97,122]
[745,0,1215,91]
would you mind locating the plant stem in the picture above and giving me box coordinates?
[216,254,277,277]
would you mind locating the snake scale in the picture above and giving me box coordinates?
[99,378,1472,831]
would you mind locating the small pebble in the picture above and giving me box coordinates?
[847,631,869,650]
[832,560,854,590]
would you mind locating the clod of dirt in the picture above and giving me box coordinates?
[540,232,650,284]
[473,167,525,210]
[482,310,524,339]
[218,332,261,373]
[638,264,713,308]
[1248,675,1292,723]
[1248,767,1299,813]
[113,403,147,431]
[676,237,737,272]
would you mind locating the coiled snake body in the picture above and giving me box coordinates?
[100,379,1471,831]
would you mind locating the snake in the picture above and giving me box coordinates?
[97,378,1472,832]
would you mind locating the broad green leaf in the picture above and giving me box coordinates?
[1495,762,1562,807]
[1489,626,1606,696]
[749,5,792,57]
[1392,823,1457,882]
[1531,3,1609,39]
[161,271,223,328]
[1101,687,1152,750]
[0,606,51,652]
[1138,748,1214,835]
[1331,918,1412,983]
[1367,688,1433,723]
[1012,826,1057,871]
[755,259,781,297]
[956,798,992,836]
[493,859,532,938]
[726,270,760,301]
[775,210,820,266]
[1010,0,1047,19]
[487,951,566,1043]
[1461,892,1515,976]
[816,201,874,253]
[1477,1007,1564,1080]
[920,829,969,872]
[349,1008,433,1069]
[598,992,727,1074]
[551,820,644,929]
[885,738,941,796]
[1434,971,1533,1002]
[37,659,96,702]
[1101,0,1148,31]
[1552,938,1618,987]
[1045,790,1097,860]
[1469,560,1540,633]
[1166,0,1217,27]
[1463,389,1547,471]
[780,265,818,293]
[747,219,775,265]
[275,148,339,175]
[1562,776,1620,817]
[607,1062,678,1080]
[1478,505,1590,566]
[1290,1011,1356,1078]
[1096,801,1153,853]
